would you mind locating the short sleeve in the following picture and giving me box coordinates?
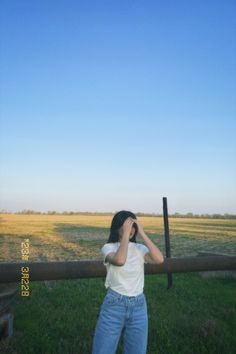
[136,243,149,264]
[100,243,118,266]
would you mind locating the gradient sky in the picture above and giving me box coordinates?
[0,0,236,214]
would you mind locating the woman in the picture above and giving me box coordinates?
[92,210,164,354]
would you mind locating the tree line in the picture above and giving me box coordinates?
[0,210,235,219]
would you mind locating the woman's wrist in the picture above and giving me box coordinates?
[139,231,147,239]
[120,234,130,241]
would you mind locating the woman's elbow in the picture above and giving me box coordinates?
[116,260,125,266]
[157,256,165,264]
[115,257,126,266]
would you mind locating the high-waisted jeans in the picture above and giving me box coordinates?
[91,287,148,354]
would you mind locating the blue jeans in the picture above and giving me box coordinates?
[92,287,148,354]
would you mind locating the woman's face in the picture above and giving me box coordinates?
[129,226,136,238]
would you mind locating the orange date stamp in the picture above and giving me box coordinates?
[21,239,30,296]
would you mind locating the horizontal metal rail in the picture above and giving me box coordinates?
[0,256,236,283]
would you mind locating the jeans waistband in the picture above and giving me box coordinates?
[107,287,144,300]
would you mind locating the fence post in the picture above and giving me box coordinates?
[163,197,173,289]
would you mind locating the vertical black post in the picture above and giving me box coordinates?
[163,197,173,289]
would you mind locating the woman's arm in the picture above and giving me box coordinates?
[105,217,134,266]
[141,233,164,264]
[106,236,129,266]
[133,219,164,264]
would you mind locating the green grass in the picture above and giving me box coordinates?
[0,274,235,354]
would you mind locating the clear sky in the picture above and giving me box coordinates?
[0,0,236,214]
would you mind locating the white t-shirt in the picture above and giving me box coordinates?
[100,241,149,296]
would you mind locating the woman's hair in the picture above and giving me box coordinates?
[107,210,138,243]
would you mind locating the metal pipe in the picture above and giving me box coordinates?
[0,256,236,283]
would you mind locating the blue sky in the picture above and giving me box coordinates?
[0,0,236,214]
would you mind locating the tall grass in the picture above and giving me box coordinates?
[0,214,235,262]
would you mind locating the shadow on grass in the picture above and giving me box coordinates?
[54,223,109,241]
[0,224,109,262]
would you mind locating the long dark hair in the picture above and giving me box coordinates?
[107,210,138,243]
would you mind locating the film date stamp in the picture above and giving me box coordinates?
[21,238,30,296]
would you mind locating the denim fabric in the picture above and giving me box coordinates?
[92,287,148,354]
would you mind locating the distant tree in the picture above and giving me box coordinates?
[47,211,57,215]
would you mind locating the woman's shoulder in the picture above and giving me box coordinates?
[133,242,143,248]
[101,242,119,251]
[103,242,119,246]
[134,242,149,253]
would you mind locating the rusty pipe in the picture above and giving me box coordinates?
[0,256,236,283]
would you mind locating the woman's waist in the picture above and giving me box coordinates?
[107,286,144,299]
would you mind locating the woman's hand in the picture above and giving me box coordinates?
[132,218,145,237]
[121,217,135,237]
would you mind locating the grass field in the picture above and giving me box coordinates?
[0,214,236,353]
